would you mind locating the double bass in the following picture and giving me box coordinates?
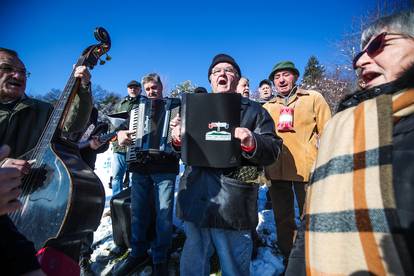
[9,27,111,258]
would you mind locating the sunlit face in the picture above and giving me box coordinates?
[259,84,272,100]
[355,29,414,89]
[236,77,250,97]
[143,80,163,99]
[273,70,297,95]
[127,85,141,98]
[209,62,239,93]
[0,52,27,102]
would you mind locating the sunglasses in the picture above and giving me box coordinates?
[352,32,413,69]
[352,32,388,69]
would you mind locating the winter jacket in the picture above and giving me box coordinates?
[68,107,110,169]
[176,97,282,230]
[0,215,41,276]
[111,96,140,153]
[0,87,92,158]
[263,88,331,182]
[79,122,110,169]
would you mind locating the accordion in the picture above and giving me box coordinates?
[126,97,180,163]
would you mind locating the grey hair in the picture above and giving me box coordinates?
[141,73,163,88]
[361,10,414,49]
[239,76,249,83]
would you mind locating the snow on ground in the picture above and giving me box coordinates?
[91,150,285,275]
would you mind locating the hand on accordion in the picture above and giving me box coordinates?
[117,130,135,146]
[170,114,181,145]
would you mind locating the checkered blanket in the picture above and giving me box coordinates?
[304,88,414,275]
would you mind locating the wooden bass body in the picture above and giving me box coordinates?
[12,142,105,251]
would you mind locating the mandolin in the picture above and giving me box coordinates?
[9,27,111,259]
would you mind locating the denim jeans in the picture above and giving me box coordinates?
[111,152,128,196]
[180,221,252,276]
[130,172,176,264]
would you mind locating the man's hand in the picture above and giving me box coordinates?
[235,127,255,148]
[170,114,181,144]
[2,158,31,175]
[117,130,135,146]
[0,145,23,215]
[89,136,104,150]
[74,65,91,89]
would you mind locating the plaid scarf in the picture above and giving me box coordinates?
[304,88,414,275]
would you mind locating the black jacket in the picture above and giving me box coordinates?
[79,122,110,169]
[176,98,282,230]
[0,216,40,275]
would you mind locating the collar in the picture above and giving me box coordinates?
[241,96,252,106]
[268,87,309,103]
[339,63,414,112]
[258,95,275,103]
[0,94,44,113]
[125,95,140,101]
[338,80,408,112]
[276,87,309,97]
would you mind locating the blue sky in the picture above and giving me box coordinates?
[1,0,375,97]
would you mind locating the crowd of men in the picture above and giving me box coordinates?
[0,9,413,276]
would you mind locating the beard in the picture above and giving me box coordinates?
[0,88,24,103]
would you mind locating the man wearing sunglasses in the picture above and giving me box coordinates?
[285,10,414,276]
[262,61,331,269]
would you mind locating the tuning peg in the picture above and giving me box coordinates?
[105,54,112,61]
[99,59,106,65]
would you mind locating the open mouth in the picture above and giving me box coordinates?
[6,80,22,88]
[362,72,381,84]
[218,79,227,85]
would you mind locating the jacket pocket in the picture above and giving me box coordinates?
[212,176,259,230]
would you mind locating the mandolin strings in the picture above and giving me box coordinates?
[10,56,86,222]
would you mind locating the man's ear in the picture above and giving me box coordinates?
[294,74,299,83]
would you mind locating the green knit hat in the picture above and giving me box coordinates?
[268,61,300,81]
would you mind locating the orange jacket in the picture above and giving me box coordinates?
[263,88,331,182]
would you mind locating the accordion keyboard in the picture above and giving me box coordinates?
[126,103,146,162]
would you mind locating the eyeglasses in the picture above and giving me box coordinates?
[0,63,31,78]
[211,67,237,76]
[352,32,413,69]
